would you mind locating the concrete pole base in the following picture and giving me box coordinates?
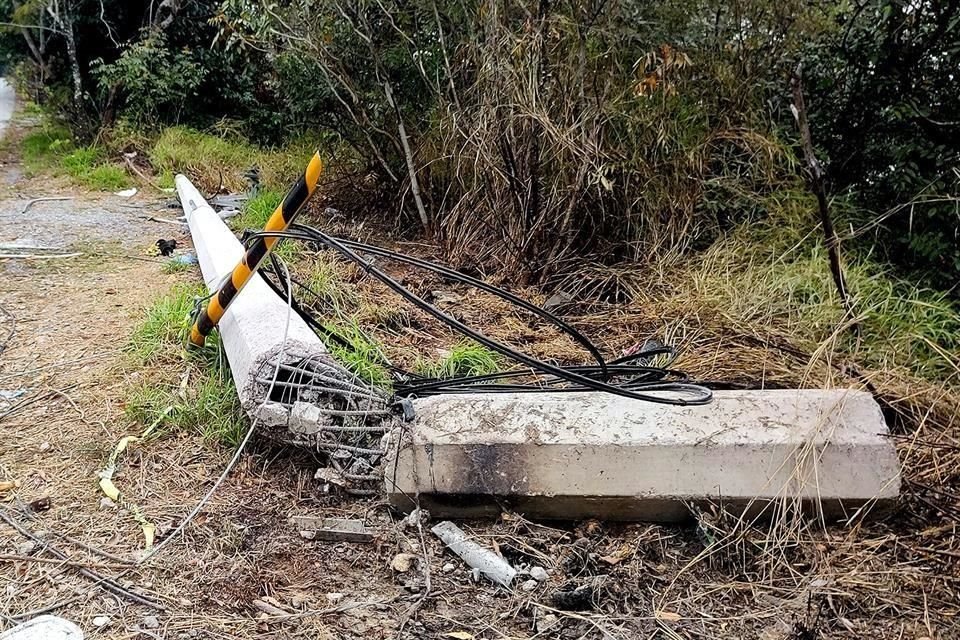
[384,389,901,522]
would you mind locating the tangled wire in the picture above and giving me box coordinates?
[247,224,712,407]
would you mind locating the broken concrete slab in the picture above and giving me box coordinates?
[291,516,375,542]
[385,389,900,521]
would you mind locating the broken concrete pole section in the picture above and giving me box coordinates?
[176,175,335,420]
[385,389,901,521]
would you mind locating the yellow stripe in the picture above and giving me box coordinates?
[188,152,324,348]
[305,154,323,194]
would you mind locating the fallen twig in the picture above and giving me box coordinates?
[20,196,70,214]
[0,507,164,611]
[0,252,81,259]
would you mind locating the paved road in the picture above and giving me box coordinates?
[0,78,14,138]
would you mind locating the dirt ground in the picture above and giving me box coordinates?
[1,101,957,640]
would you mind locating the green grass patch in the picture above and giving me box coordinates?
[125,372,246,447]
[20,122,73,171]
[321,320,393,390]
[418,341,502,379]
[681,206,960,381]
[231,189,300,261]
[126,284,244,447]
[19,121,130,191]
[148,126,330,192]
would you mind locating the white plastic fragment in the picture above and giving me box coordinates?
[0,615,84,640]
[431,521,517,587]
[114,188,137,198]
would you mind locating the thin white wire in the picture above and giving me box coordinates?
[140,258,295,564]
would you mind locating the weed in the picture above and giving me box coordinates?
[321,320,393,389]
[162,259,195,274]
[304,254,357,314]
[418,341,502,379]
[128,284,204,363]
[126,284,244,447]
[148,126,327,192]
[125,372,245,446]
[20,123,73,171]
[232,189,300,261]
[233,189,281,230]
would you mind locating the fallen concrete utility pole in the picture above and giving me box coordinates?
[385,389,900,521]
[188,153,322,347]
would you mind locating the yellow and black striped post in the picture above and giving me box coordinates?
[188,152,324,347]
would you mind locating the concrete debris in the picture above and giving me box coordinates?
[390,553,418,573]
[16,541,37,555]
[542,290,574,312]
[404,508,430,529]
[91,616,111,628]
[290,516,374,543]
[431,521,517,587]
[535,614,559,633]
[0,615,84,640]
[529,566,549,582]
[388,389,900,522]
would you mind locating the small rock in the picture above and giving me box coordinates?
[325,593,344,604]
[442,563,455,574]
[391,553,418,573]
[521,579,538,592]
[299,530,317,540]
[99,497,116,510]
[38,442,51,452]
[92,615,111,628]
[530,566,549,582]
[536,614,559,633]
[141,615,160,629]
[17,541,37,555]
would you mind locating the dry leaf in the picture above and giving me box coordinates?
[0,480,18,492]
[656,610,681,623]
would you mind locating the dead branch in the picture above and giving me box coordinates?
[790,63,858,332]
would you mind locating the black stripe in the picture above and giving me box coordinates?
[245,240,268,270]
[281,176,309,223]
[217,278,238,309]
[197,310,216,336]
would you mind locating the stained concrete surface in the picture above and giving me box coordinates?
[387,388,901,521]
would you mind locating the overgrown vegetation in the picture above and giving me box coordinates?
[125,284,246,446]
[2,0,958,287]
[18,119,130,190]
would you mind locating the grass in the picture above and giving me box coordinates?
[674,203,960,382]
[128,283,202,363]
[125,285,245,446]
[231,189,301,261]
[19,120,130,190]
[321,320,393,389]
[418,341,502,379]
[149,126,329,193]
[161,258,195,274]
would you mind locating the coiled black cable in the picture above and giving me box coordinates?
[247,224,712,406]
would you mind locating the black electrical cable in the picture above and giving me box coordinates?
[248,226,713,406]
